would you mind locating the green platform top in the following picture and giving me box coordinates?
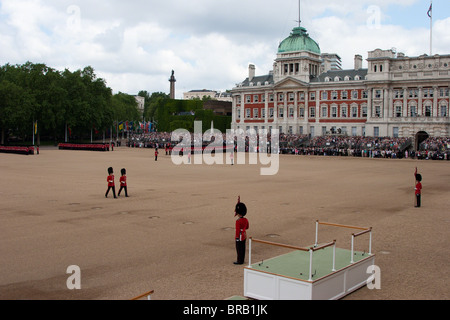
[247,246,372,282]
[278,26,321,55]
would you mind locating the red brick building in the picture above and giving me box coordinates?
[231,26,450,143]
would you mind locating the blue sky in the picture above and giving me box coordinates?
[0,0,449,97]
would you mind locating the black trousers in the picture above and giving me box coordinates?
[416,194,421,207]
[105,186,116,198]
[235,239,246,264]
[118,186,128,197]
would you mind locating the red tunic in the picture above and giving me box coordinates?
[120,176,127,187]
[415,182,422,195]
[107,175,115,187]
[235,217,249,241]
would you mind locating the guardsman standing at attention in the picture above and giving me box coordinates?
[155,148,158,161]
[414,167,422,207]
[105,167,117,198]
[234,196,249,265]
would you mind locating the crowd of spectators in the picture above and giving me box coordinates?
[126,132,450,160]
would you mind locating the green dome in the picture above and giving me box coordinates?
[278,27,321,54]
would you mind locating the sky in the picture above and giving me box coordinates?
[1,0,449,99]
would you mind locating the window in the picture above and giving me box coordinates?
[374,127,379,137]
[289,93,295,101]
[322,126,327,135]
[269,108,274,118]
[409,89,418,98]
[393,127,399,138]
[423,89,433,98]
[342,91,348,100]
[299,126,304,135]
[289,107,294,118]
[321,106,328,117]
[440,105,448,117]
[246,109,251,118]
[425,105,432,117]
[309,107,316,118]
[362,91,368,99]
[331,91,338,100]
[288,126,293,134]
[395,106,402,118]
[439,88,449,97]
[310,92,316,101]
[253,108,259,118]
[362,106,368,117]
[261,108,266,119]
[278,107,284,118]
[341,106,348,118]
[331,106,337,118]
[352,127,357,137]
[352,106,358,118]
[375,90,382,99]
[237,109,241,119]
[322,91,328,100]
[299,92,305,101]
[254,95,259,103]
[279,93,284,102]
[299,107,305,117]
[410,105,417,117]
[394,90,404,99]
[269,94,274,102]
[246,95,251,103]
[352,91,358,99]
[375,106,381,117]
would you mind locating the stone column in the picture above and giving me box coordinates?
[433,86,438,117]
[403,87,408,117]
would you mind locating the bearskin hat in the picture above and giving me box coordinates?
[235,202,247,217]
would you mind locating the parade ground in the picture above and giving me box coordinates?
[0,146,449,300]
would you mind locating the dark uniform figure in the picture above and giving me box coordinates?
[234,200,249,265]
[105,167,117,198]
[414,168,422,207]
[118,168,128,197]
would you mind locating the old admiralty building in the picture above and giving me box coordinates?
[230,25,450,147]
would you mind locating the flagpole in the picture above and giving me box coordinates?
[429,0,433,56]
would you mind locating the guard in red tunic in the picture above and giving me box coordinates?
[234,196,249,265]
[414,167,422,207]
[105,167,117,198]
[155,148,158,161]
[118,168,128,197]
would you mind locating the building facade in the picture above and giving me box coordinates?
[230,26,450,144]
[183,89,232,102]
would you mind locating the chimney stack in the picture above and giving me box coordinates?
[248,64,255,81]
[354,55,363,70]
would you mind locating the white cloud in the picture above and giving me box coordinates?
[0,0,449,97]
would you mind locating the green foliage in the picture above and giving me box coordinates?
[0,62,139,144]
[0,61,232,144]
[155,99,231,133]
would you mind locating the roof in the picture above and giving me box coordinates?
[278,27,321,55]
[240,74,274,87]
[311,69,368,83]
